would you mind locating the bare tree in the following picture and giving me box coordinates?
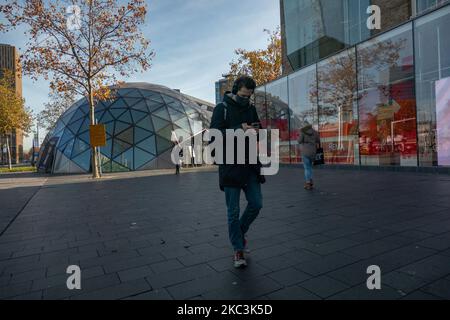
[1,0,155,178]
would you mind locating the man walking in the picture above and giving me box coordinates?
[210,76,264,268]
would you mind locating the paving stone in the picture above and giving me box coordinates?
[124,288,173,300]
[328,283,405,300]
[166,271,240,300]
[201,276,283,300]
[421,279,450,299]
[298,276,349,299]
[266,286,321,300]
[70,278,151,300]
[267,268,312,286]
[2,168,450,300]
[146,264,217,289]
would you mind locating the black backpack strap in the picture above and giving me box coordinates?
[222,101,228,123]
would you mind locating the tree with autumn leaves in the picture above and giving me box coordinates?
[227,27,282,87]
[0,0,154,178]
[0,69,33,170]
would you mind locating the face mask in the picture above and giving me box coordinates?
[235,95,250,107]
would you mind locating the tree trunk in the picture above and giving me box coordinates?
[6,135,12,171]
[89,90,101,179]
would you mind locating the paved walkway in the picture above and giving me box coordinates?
[0,167,449,300]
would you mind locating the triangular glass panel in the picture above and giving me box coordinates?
[60,109,77,125]
[138,157,158,171]
[101,160,112,173]
[153,107,171,121]
[78,130,91,144]
[168,107,186,122]
[174,117,192,133]
[143,92,164,104]
[79,103,90,115]
[172,125,191,141]
[52,120,66,138]
[72,137,91,158]
[110,98,128,109]
[136,116,154,132]
[111,161,130,172]
[152,115,171,132]
[69,109,86,124]
[99,110,114,123]
[131,100,149,112]
[123,97,142,108]
[146,101,165,113]
[157,125,173,141]
[117,110,132,124]
[105,122,115,136]
[156,136,174,154]
[112,139,132,158]
[116,149,132,166]
[62,139,75,158]
[136,135,156,154]
[100,138,113,158]
[57,129,74,148]
[135,127,153,144]
[117,88,135,97]
[113,148,134,170]
[116,127,134,145]
[161,95,177,105]
[183,103,198,115]
[72,149,91,171]
[134,148,155,169]
[130,110,147,123]
[95,110,106,122]
[78,117,90,134]
[168,101,185,112]
[95,100,111,113]
[68,117,84,135]
[122,89,143,98]
[114,121,131,136]
[110,108,127,119]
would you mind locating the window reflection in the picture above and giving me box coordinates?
[288,65,318,163]
[357,23,418,166]
[318,48,359,164]
[265,78,291,163]
[415,5,450,166]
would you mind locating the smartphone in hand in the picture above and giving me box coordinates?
[251,122,262,129]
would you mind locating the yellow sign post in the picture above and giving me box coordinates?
[89,124,106,147]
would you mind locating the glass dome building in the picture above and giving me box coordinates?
[37,83,214,174]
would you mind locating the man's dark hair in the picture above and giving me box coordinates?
[232,76,257,94]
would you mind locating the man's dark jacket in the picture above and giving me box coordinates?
[210,91,264,191]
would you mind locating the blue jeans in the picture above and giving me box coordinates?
[224,171,263,252]
[302,155,313,182]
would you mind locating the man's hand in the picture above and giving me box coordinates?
[242,123,259,133]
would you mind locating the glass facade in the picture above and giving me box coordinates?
[358,23,417,166]
[265,78,291,163]
[415,5,450,166]
[319,48,359,164]
[283,0,412,70]
[288,65,318,163]
[417,0,450,13]
[259,3,450,167]
[38,84,213,173]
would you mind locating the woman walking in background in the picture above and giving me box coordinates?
[299,122,321,190]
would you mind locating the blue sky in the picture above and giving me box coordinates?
[0,0,280,150]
